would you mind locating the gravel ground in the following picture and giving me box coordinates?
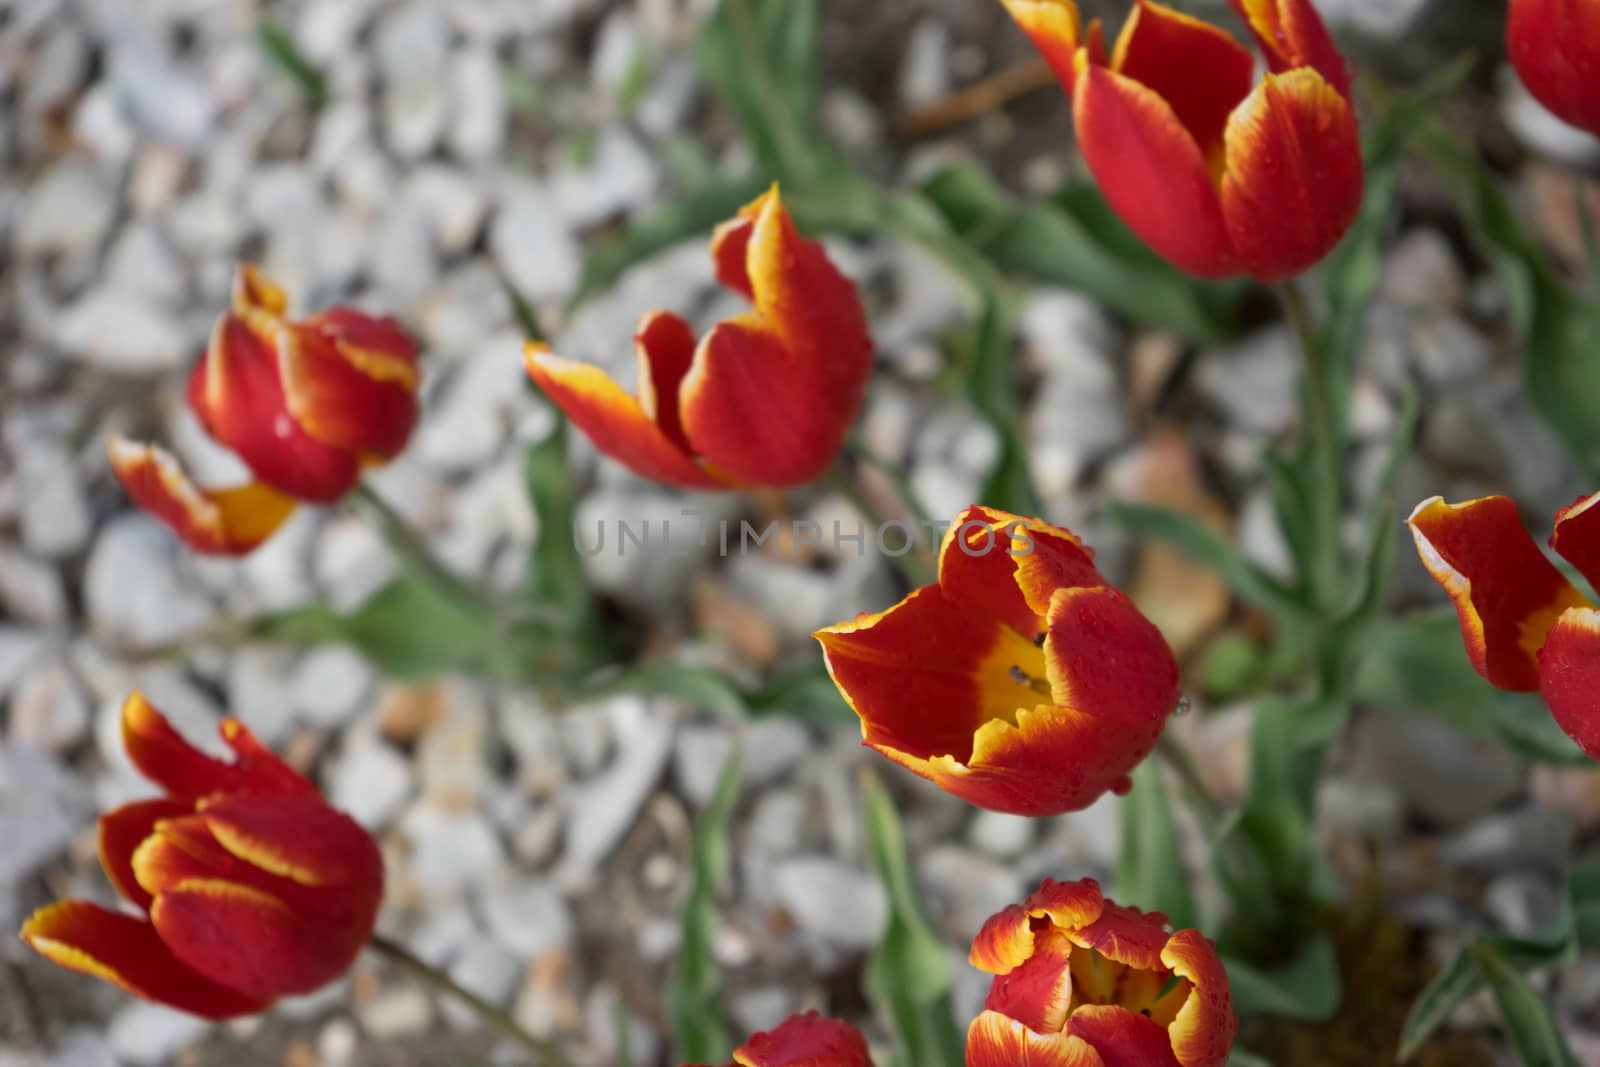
[4,1,1600,1065]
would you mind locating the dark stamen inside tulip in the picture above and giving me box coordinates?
[1009,665,1053,697]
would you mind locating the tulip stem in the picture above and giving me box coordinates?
[1575,175,1600,294]
[368,935,577,1067]
[1276,281,1341,609]
[1155,733,1223,832]
[825,462,937,588]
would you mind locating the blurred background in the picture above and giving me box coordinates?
[3,0,1599,1064]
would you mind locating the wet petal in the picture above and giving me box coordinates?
[1162,929,1236,1067]
[1042,585,1181,726]
[1073,63,1237,277]
[1407,496,1592,691]
[731,1012,873,1067]
[971,904,1039,975]
[1218,69,1363,282]
[1066,1005,1183,1067]
[1110,1,1255,165]
[107,437,297,556]
[523,342,725,489]
[982,926,1078,1033]
[936,506,1101,639]
[1508,0,1600,136]
[21,900,268,1019]
[1069,901,1171,971]
[1228,0,1351,95]
[967,1011,1107,1067]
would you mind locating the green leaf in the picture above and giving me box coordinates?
[1116,762,1197,931]
[1222,936,1341,1021]
[693,0,838,181]
[1473,942,1581,1067]
[669,741,742,1063]
[918,164,1244,343]
[861,772,965,1067]
[573,662,749,716]
[255,17,328,108]
[746,664,856,724]
[1355,611,1591,766]
[571,174,766,308]
[257,575,506,680]
[1103,499,1308,625]
[522,423,607,670]
[1227,1052,1276,1067]
[1399,947,1482,1060]
[614,999,636,1067]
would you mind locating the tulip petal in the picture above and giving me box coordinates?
[937,506,1103,639]
[815,585,1049,766]
[1110,1,1255,166]
[1228,0,1351,95]
[1407,496,1592,691]
[998,0,1085,89]
[107,437,297,556]
[1508,0,1600,136]
[1162,929,1236,1067]
[191,315,361,503]
[681,190,872,488]
[149,877,348,1000]
[201,793,384,891]
[1552,490,1600,593]
[280,319,419,460]
[1070,901,1172,971]
[1540,607,1600,760]
[983,926,1078,1034]
[20,901,269,1019]
[99,798,193,911]
[635,311,700,453]
[1073,63,1238,277]
[731,1012,873,1067]
[523,342,725,489]
[1218,69,1363,282]
[1042,585,1181,726]
[967,1010,1107,1067]
[233,263,289,318]
[1066,1005,1183,1067]
[971,905,1040,975]
[121,693,314,801]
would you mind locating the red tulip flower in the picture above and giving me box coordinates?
[1409,493,1600,758]
[1508,0,1600,138]
[968,879,1235,1067]
[686,1012,874,1067]
[1000,0,1363,281]
[525,185,873,489]
[815,506,1181,816]
[20,693,384,1019]
[109,265,421,555]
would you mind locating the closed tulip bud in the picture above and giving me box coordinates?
[1000,0,1362,281]
[1508,0,1600,138]
[1408,491,1600,758]
[815,506,1181,816]
[685,1012,874,1067]
[967,879,1235,1067]
[20,693,384,1018]
[108,265,421,555]
[525,185,873,489]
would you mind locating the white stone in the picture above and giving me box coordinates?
[225,646,296,746]
[402,803,507,899]
[443,938,524,1027]
[550,127,659,227]
[358,985,434,1040]
[770,857,888,949]
[104,223,188,305]
[898,18,951,106]
[9,661,91,751]
[107,47,215,147]
[478,882,575,957]
[558,698,674,882]
[290,646,375,729]
[84,515,214,649]
[969,810,1034,859]
[491,179,581,303]
[332,738,415,829]
[376,4,450,159]
[55,286,188,373]
[108,1001,210,1065]
[16,162,115,257]
[406,165,489,255]
[447,48,506,163]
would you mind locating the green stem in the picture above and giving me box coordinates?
[846,437,935,530]
[726,0,817,182]
[825,463,936,588]
[1276,281,1341,609]
[1155,732,1224,834]
[1575,174,1600,296]
[368,935,575,1067]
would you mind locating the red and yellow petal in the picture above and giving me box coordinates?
[232,264,289,319]
[218,719,319,797]
[192,315,361,503]
[971,904,1040,975]
[982,926,1078,1034]
[1162,929,1236,1067]
[1218,69,1363,282]
[1110,1,1255,167]
[731,1012,873,1067]
[1552,490,1600,593]
[1507,0,1600,137]
[1073,62,1238,278]
[20,901,269,1019]
[523,342,726,489]
[1069,901,1171,971]
[1228,0,1351,95]
[967,1010,1107,1067]
[815,585,1045,766]
[1065,1005,1183,1067]
[148,877,350,1001]
[121,694,314,801]
[998,0,1085,89]
[98,797,193,911]
[924,699,1163,815]
[107,437,297,556]
[279,321,419,461]
[635,310,700,454]
[200,794,383,892]
[1042,585,1181,726]
[1407,496,1593,691]
[935,506,1101,639]
[1540,607,1600,760]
